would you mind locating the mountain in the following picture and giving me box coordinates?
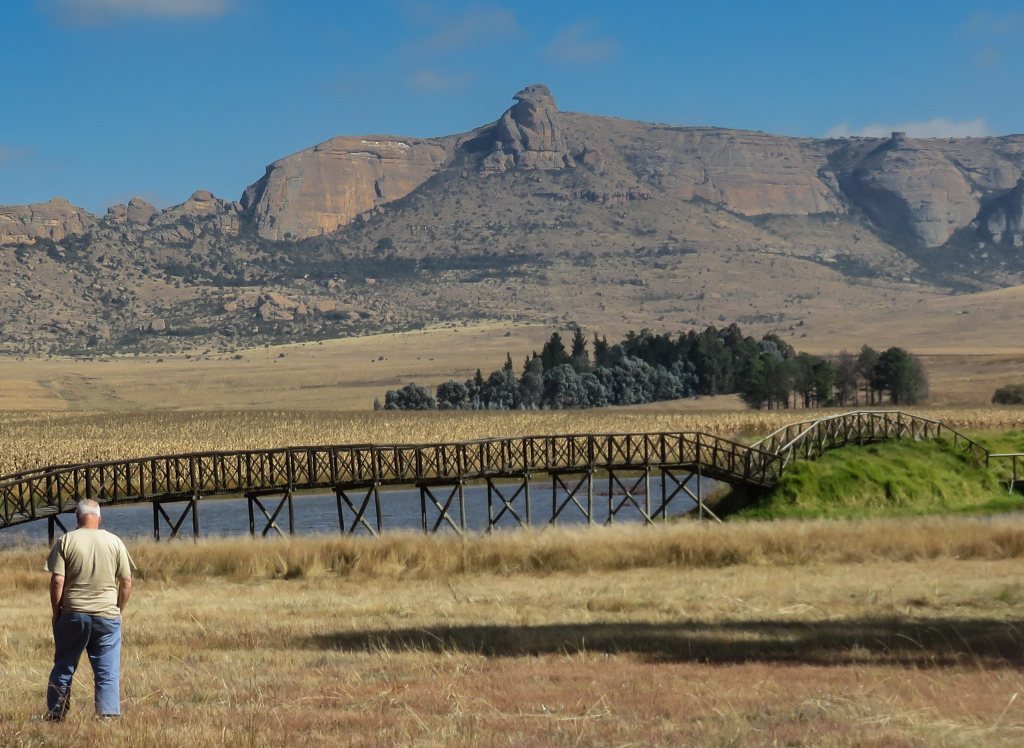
[1,84,1023,355]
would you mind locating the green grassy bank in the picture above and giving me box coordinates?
[733,430,1024,520]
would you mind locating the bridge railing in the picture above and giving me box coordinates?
[0,431,783,529]
[753,410,989,468]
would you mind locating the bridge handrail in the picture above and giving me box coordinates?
[0,430,785,529]
[753,410,989,465]
[0,430,781,488]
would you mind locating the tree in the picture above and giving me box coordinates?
[992,384,1024,405]
[436,380,470,410]
[542,364,588,409]
[384,383,436,410]
[737,355,769,409]
[833,351,859,406]
[481,369,518,410]
[857,346,880,405]
[592,334,610,367]
[518,356,544,409]
[540,332,569,371]
[872,347,928,405]
[569,327,590,372]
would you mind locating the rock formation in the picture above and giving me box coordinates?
[106,196,157,226]
[838,133,980,248]
[483,84,573,171]
[983,178,1024,248]
[241,137,449,241]
[0,197,94,245]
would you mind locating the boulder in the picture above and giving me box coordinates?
[127,197,157,225]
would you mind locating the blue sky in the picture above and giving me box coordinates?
[2,0,1022,213]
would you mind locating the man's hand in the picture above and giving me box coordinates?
[49,573,64,627]
[117,576,132,614]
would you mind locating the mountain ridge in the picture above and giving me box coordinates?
[1,84,1023,356]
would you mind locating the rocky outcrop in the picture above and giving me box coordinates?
[838,133,979,248]
[983,178,1024,248]
[106,197,157,226]
[147,190,243,242]
[483,84,573,171]
[241,137,449,241]
[0,198,94,245]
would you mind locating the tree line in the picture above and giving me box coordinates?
[377,325,927,411]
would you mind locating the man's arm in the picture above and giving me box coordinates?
[117,576,132,614]
[49,573,65,626]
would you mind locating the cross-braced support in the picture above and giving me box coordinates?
[152,494,201,541]
[606,468,652,524]
[246,490,294,538]
[486,475,530,530]
[419,482,466,534]
[335,484,381,535]
[656,467,721,522]
[551,471,593,525]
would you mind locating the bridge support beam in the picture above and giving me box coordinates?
[606,468,652,524]
[418,482,466,535]
[152,494,201,542]
[656,467,718,521]
[246,491,294,538]
[47,513,70,544]
[551,471,593,525]
[486,475,530,531]
[335,483,382,535]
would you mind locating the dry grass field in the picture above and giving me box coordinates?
[0,320,1021,414]
[2,406,1024,476]
[1,520,1023,746]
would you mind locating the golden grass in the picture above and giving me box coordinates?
[2,406,1024,476]
[2,519,1023,745]
[0,320,1021,414]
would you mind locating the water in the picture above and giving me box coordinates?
[0,474,716,547]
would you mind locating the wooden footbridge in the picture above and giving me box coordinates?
[0,411,1006,542]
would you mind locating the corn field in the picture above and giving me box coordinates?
[1,406,1023,477]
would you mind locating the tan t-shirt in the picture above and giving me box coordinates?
[46,528,135,619]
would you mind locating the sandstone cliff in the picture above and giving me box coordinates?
[240,137,450,241]
[983,178,1024,248]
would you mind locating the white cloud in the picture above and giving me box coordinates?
[411,4,522,53]
[548,21,618,64]
[42,0,230,25]
[825,118,990,139]
[408,68,474,93]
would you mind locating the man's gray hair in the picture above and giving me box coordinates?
[76,499,101,518]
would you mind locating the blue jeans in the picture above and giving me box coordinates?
[47,612,122,719]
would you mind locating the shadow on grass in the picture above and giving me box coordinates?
[307,617,1024,667]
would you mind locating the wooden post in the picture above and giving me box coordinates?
[191,494,200,541]
[247,493,256,537]
[152,502,160,541]
[373,483,382,534]
[286,490,295,536]
[524,473,531,526]
[335,487,344,534]
[458,481,466,534]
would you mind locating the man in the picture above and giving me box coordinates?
[44,499,134,721]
